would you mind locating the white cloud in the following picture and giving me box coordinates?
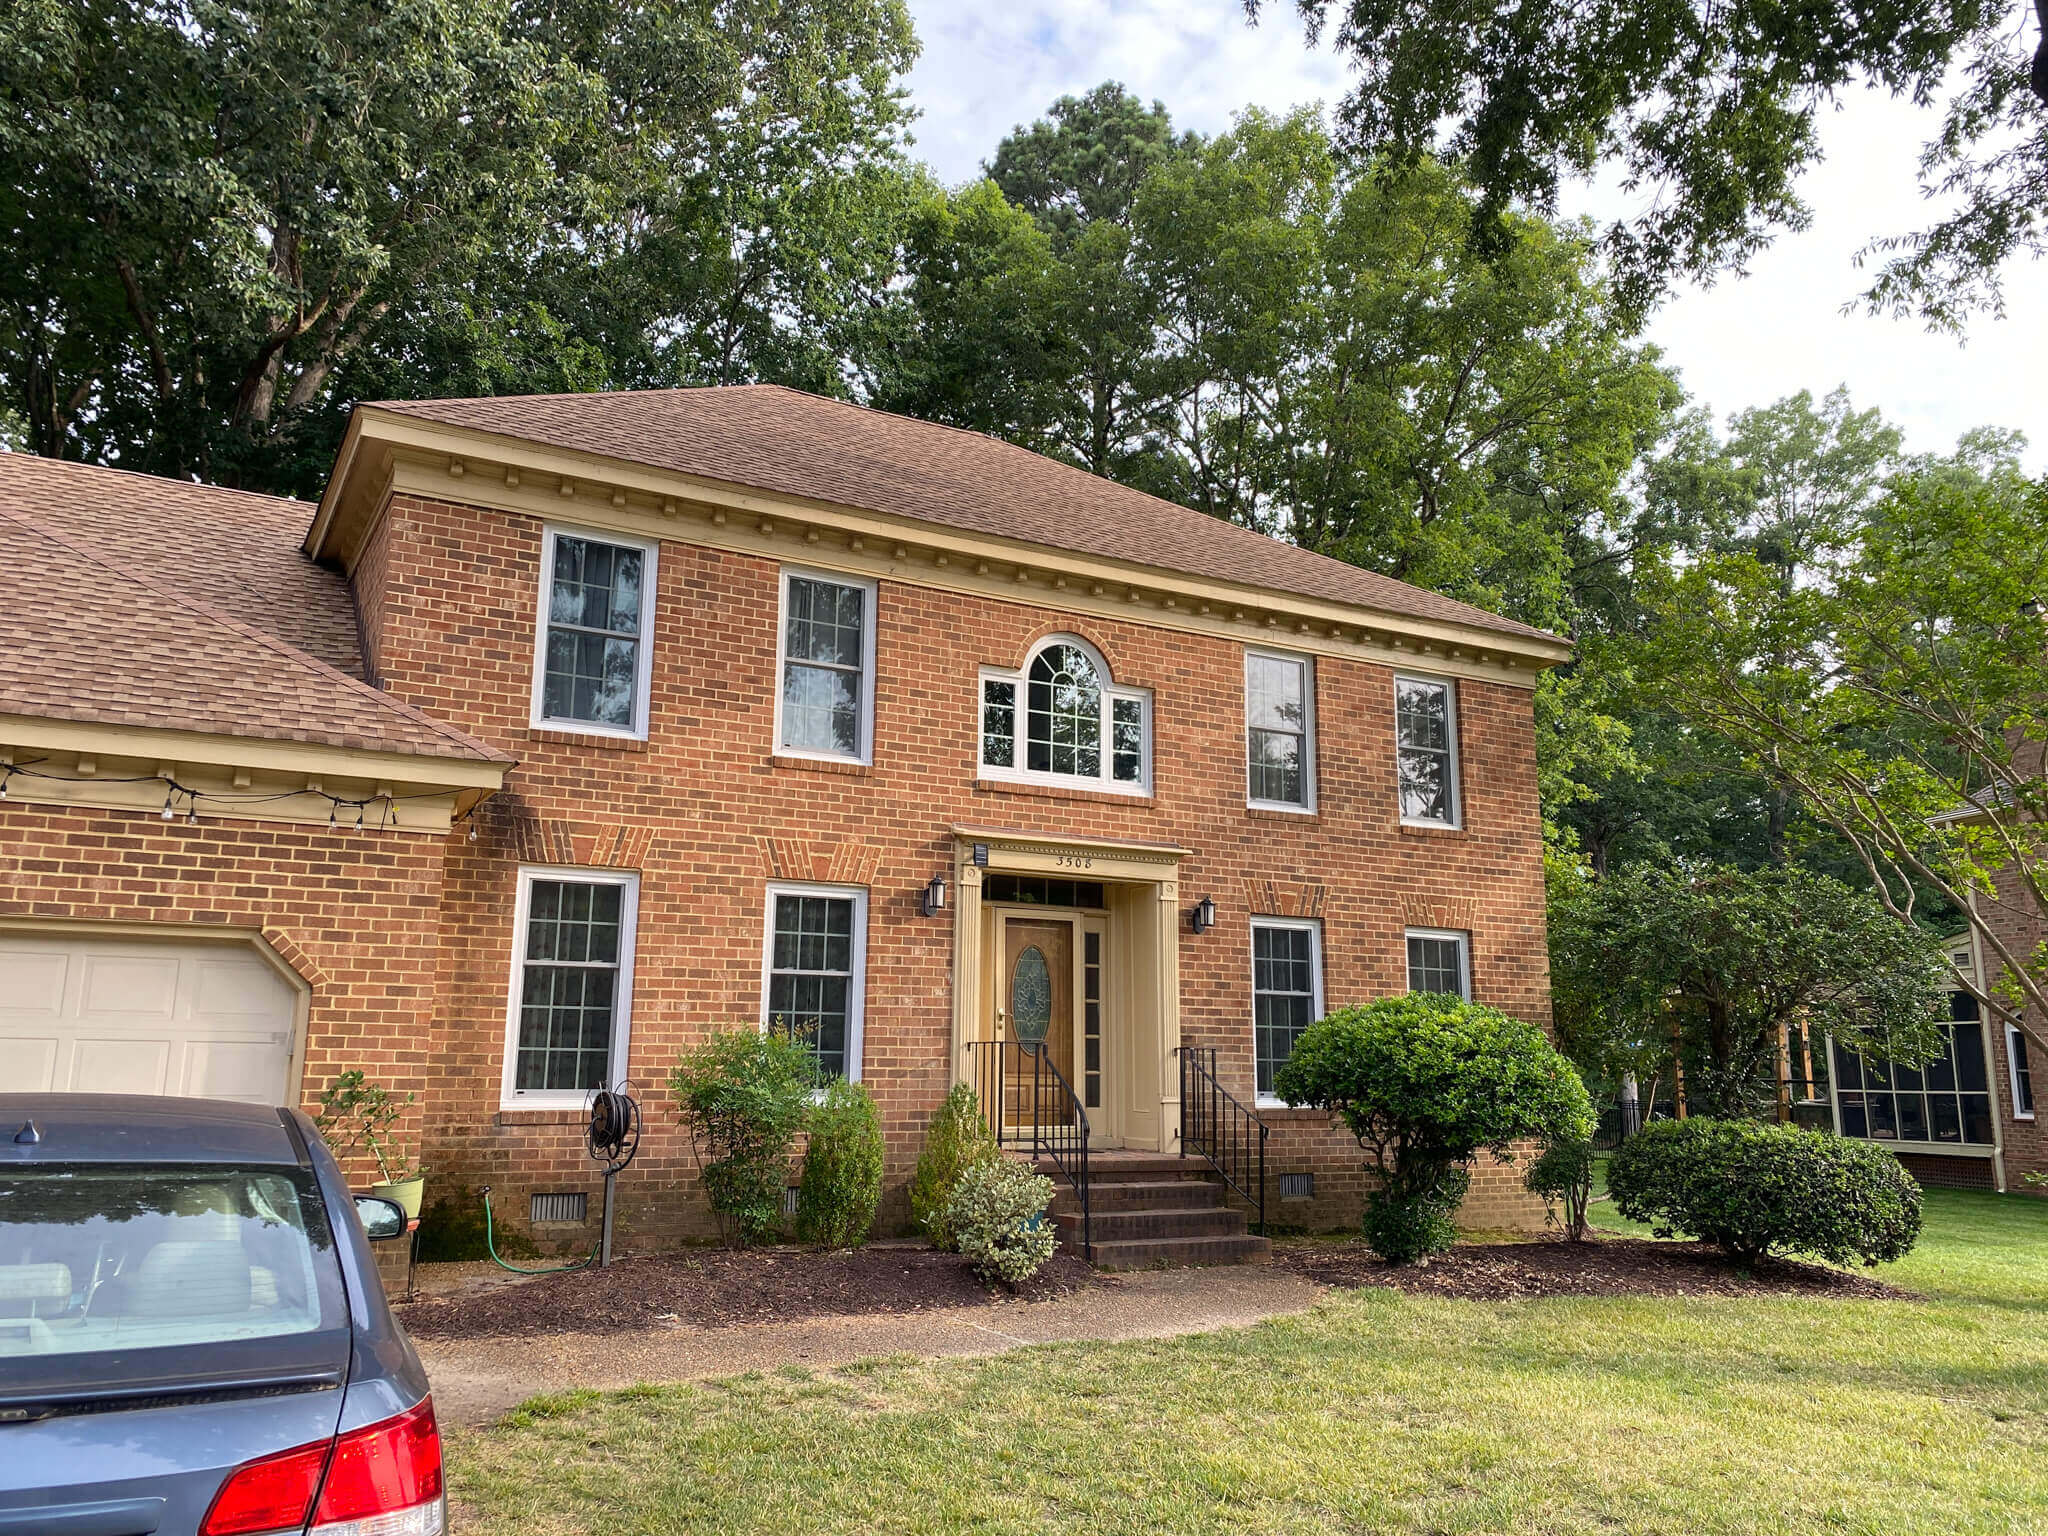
[903,0,2044,467]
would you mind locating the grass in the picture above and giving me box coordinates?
[448,1186,2048,1534]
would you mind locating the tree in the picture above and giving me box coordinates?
[1638,435,2048,1062]
[1274,993,1594,1262]
[0,0,917,493]
[1258,0,2048,322]
[1549,862,1953,1119]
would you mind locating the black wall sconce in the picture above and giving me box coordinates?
[1190,895,1216,934]
[921,872,949,917]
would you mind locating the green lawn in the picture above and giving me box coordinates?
[449,1187,2048,1534]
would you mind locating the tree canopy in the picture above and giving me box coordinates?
[1260,0,2048,323]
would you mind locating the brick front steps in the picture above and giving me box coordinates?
[1033,1152,1272,1270]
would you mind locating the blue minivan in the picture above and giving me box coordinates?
[0,1094,443,1535]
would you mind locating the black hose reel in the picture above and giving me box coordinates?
[585,1082,642,1266]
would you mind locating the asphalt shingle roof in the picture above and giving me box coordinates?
[0,454,507,763]
[372,385,1561,646]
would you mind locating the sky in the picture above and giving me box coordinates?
[901,1,2045,469]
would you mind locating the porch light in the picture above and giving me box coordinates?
[922,872,949,917]
[1191,895,1216,934]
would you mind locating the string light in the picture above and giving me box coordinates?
[160,783,176,820]
[1,757,454,833]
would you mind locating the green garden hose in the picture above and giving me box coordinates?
[479,1185,596,1275]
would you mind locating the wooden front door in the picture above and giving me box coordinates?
[1000,915,1076,1127]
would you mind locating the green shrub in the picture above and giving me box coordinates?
[1274,993,1595,1263]
[1607,1118,1922,1265]
[909,1084,998,1249]
[796,1079,885,1247]
[1524,1133,1596,1241]
[948,1158,1058,1287]
[669,1028,819,1247]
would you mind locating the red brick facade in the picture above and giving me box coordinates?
[347,490,1555,1245]
[1971,866,2046,1190]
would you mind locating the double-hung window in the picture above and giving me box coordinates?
[776,569,877,762]
[1406,928,1470,998]
[1246,650,1315,811]
[979,636,1150,794]
[762,883,869,1082]
[1251,918,1323,1102]
[2009,1023,2036,1119]
[504,869,639,1106]
[1395,675,1459,826]
[532,527,657,737]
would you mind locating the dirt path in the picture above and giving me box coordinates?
[418,1264,1323,1427]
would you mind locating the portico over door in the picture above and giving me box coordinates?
[949,825,1190,1154]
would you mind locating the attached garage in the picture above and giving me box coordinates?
[0,930,302,1105]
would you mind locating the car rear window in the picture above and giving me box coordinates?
[0,1164,344,1364]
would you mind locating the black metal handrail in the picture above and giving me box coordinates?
[964,1039,1091,1259]
[1175,1046,1268,1235]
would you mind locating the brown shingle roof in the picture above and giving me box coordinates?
[371,386,1561,646]
[0,455,508,763]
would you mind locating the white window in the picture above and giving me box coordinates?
[1246,650,1315,811]
[1395,674,1460,826]
[503,868,639,1107]
[979,636,1150,795]
[774,568,877,762]
[761,882,869,1082]
[530,526,658,738]
[2009,1024,2036,1120]
[1252,918,1324,1103]
[1406,928,1470,999]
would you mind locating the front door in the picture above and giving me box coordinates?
[999,914,1077,1129]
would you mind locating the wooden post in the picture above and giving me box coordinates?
[1672,1013,1688,1120]
[1798,1014,1815,1102]
[1775,1019,1793,1122]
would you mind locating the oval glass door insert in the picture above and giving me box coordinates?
[1011,945,1052,1045]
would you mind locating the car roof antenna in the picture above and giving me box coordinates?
[13,1120,39,1144]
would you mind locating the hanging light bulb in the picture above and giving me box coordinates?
[327,801,338,829]
[160,783,176,820]
[186,799,199,825]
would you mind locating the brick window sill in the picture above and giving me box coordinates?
[530,728,649,753]
[971,777,1156,809]
[1246,805,1318,824]
[769,754,872,778]
[495,1108,589,1127]
[1398,821,1467,839]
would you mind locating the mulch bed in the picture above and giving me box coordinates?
[397,1245,1108,1340]
[1270,1234,1912,1301]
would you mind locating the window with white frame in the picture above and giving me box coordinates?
[762,883,868,1081]
[979,636,1150,794]
[532,528,657,736]
[775,569,876,761]
[1246,650,1315,810]
[2009,1023,2036,1119]
[1394,675,1459,825]
[1406,929,1470,998]
[505,869,639,1104]
[1252,918,1323,1100]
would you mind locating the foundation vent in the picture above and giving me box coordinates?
[1277,1172,1315,1200]
[784,1186,802,1216]
[530,1191,588,1225]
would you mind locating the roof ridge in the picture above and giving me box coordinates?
[0,503,510,764]
[0,450,317,514]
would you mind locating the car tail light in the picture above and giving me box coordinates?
[201,1398,445,1536]
[311,1398,444,1535]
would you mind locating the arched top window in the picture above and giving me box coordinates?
[980,636,1149,794]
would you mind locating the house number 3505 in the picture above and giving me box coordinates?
[1055,853,1094,870]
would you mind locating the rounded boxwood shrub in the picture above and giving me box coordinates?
[909,1083,998,1250]
[1274,993,1594,1264]
[796,1079,885,1248]
[947,1158,1057,1287]
[1607,1118,1922,1266]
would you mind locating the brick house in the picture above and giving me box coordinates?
[0,387,1572,1254]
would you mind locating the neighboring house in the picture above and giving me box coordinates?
[0,387,1571,1249]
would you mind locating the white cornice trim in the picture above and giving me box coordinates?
[314,410,1570,689]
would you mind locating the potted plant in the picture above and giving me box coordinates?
[314,1070,427,1219]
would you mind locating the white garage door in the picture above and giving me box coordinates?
[0,932,299,1104]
